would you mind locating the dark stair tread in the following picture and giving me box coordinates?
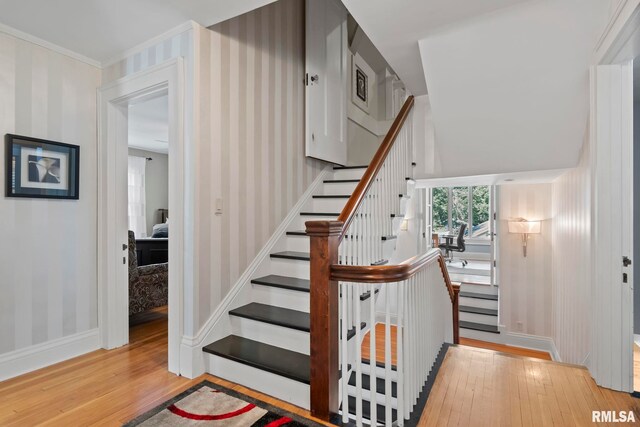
[371,259,389,266]
[229,303,309,332]
[300,212,340,216]
[203,335,310,384]
[348,372,397,398]
[381,235,397,241]
[361,359,398,372]
[459,305,498,316]
[324,179,360,183]
[460,321,500,333]
[229,303,363,340]
[390,213,402,218]
[346,395,397,424]
[286,230,308,236]
[459,291,498,301]
[333,165,368,170]
[251,275,310,292]
[312,194,351,199]
[270,251,310,261]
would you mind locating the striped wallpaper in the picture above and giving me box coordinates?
[0,32,101,355]
[551,143,591,364]
[195,0,324,330]
[497,183,553,338]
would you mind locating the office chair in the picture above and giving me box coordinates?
[440,223,468,266]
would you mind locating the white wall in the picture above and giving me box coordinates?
[0,32,101,356]
[128,148,169,236]
[497,184,553,338]
[551,142,591,364]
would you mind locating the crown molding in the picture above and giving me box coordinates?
[101,20,201,69]
[0,22,101,68]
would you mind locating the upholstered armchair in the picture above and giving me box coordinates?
[128,230,168,315]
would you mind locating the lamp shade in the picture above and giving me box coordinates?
[508,220,541,234]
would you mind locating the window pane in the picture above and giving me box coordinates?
[432,187,449,232]
[451,187,468,234]
[471,186,490,238]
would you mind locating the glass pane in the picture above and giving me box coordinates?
[432,187,449,233]
[471,186,490,238]
[451,187,468,234]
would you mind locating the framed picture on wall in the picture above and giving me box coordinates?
[5,134,80,199]
[352,53,373,113]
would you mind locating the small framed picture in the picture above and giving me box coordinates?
[5,134,80,199]
[352,54,372,113]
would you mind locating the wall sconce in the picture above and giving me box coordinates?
[508,220,541,257]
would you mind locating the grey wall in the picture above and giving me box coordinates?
[634,96,640,334]
[0,32,101,355]
[128,148,169,236]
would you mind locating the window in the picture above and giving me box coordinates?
[431,185,491,239]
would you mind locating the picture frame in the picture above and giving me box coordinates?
[351,53,373,113]
[5,134,80,199]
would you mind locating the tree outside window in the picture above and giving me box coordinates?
[431,185,491,239]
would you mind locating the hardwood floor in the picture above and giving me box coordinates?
[460,337,552,361]
[418,345,640,426]
[0,309,331,427]
[2,314,638,426]
[361,323,398,366]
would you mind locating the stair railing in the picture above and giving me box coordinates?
[306,95,460,422]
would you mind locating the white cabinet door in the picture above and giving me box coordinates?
[305,0,347,165]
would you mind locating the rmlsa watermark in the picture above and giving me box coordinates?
[592,411,636,423]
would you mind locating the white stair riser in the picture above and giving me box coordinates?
[346,385,398,409]
[207,355,310,409]
[321,182,359,195]
[459,283,497,295]
[459,297,498,310]
[331,168,366,180]
[447,266,490,276]
[230,316,310,355]
[283,235,310,252]
[460,311,498,325]
[460,328,502,343]
[251,283,310,310]
[311,197,350,212]
[451,251,491,261]
[269,258,310,279]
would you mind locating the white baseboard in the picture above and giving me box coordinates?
[502,330,560,361]
[179,166,331,378]
[0,329,101,382]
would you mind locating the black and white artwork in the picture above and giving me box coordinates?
[28,155,62,183]
[356,68,367,102]
[352,54,372,113]
[5,134,79,199]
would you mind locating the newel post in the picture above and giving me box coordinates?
[452,283,460,344]
[305,220,343,421]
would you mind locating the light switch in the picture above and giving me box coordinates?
[215,198,223,216]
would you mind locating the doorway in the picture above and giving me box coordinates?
[633,56,639,394]
[98,58,184,374]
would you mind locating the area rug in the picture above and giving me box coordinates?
[123,380,325,426]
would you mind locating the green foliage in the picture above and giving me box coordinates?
[431,185,490,237]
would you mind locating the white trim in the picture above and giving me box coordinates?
[0,329,100,382]
[97,58,186,375]
[594,0,640,64]
[0,22,101,68]
[502,331,561,362]
[102,21,200,68]
[179,166,331,378]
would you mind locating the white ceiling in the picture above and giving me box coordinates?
[419,0,610,177]
[128,94,169,154]
[0,0,276,64]
[341,0,530,95]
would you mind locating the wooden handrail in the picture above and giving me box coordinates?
[336,95,415,240]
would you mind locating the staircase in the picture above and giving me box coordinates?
[202,165,401,412]
[447,256,500,341]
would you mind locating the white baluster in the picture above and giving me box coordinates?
[354,283,363,426]
[341,282,350,424]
